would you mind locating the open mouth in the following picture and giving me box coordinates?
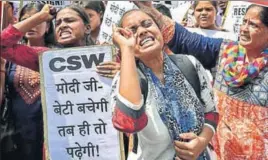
[27,30,36,35]
[139,36,155,47]
[60,30,72,39]
[240,35,250,42]
[200,17,208,21]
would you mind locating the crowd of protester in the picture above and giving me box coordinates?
[0,1,267,160]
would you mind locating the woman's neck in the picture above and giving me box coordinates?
[201,24,218,31]
[246,48,263,62]
[142,52,164,82]
[27,39,45,47]
[91,28,100,43]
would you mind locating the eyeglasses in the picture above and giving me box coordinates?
[125,19,153,34]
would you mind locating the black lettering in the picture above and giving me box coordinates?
[81,53,105,69]
[67,56,82,70]
[234,8,238,16]
[241,8,246,15]
[49,57,66,72]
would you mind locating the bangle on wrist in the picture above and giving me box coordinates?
[0,70,6,73]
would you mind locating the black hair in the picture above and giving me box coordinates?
[193,1,218,12]
[19,2,55,46]
[153,3,172,19]
[8,2,14,11]
[246,4,268,27]
[58,4,90,25]
[84,1,105,21]
[57,5,94,46]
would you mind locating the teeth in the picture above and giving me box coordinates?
[61,32,71,38]
[140,37,153,46]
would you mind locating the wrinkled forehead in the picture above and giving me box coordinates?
[56,8,80,20]
[121,10,154,28]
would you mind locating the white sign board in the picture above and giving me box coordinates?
[97,1,135,43]
[222,1,252,40]
[170,2,193,24]
[40,46,121,160]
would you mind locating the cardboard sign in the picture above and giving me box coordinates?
[40,46,122,160]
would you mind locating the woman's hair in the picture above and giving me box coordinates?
[246,4,268,27]
[193,1,218,12]
[19,2,55,46]
[84,1,106,21]
[57,5,94,46]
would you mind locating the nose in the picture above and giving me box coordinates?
[58,21,68,30]
[201,9,208,15]
[136,26,148,37]
[240,22,249,32]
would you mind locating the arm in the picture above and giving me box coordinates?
[0,25,48,71]
[0,58,6,105]
[0,4,54,71]
[134,2,224,69]
[111,73,148,133]
[111,25,148,133]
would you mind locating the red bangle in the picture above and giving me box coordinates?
[0,70,6,73]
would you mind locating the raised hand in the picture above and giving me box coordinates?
[112,24,136,51]
[41,4,56,21]
[132,1,153,9]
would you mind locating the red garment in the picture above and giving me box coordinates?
[0,25,49,71]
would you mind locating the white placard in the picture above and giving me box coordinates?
[40,46,121,160]
[222,1,252,40]
[170,2,193,24]
[186,27,237,41]
[97,1,135,43]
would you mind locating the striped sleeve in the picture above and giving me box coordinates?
[111,72,148,133]
[187,56,219,133]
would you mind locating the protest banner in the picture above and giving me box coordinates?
[40,46,123,160]
[97,1,136,43]
[222,1,253,40]
[170,2,193,24]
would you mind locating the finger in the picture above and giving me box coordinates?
[174,141,189,150]
[179,132,197,140]
[175,156,182,160]
[96,69,112,74]
[97,65,117,70]
[98,61,118,66]
[117,28,132,38]
[175,146,194,157]
[98,73,114,78]
[112,24,117,33]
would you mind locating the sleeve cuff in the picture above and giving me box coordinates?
[117,92,144,111]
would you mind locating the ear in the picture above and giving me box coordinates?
[85,24,91,35]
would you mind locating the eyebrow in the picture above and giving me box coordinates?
[244,18,260,26]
